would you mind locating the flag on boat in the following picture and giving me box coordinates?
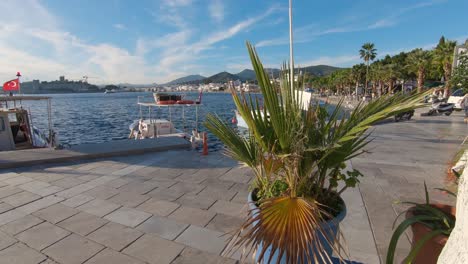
[3,78,20,91]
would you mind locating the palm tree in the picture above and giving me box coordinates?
[407,49,432,93]
[359,43,377,93]
[351,63,366,96]
[433,37,456,96]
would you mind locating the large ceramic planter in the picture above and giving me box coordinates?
[406,204,455,264]
[248,191,347,263]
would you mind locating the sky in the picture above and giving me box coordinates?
[0,0,467,84]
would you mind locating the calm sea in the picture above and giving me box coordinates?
[16,92,238,150]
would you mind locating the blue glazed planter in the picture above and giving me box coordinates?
[247,191,347,264]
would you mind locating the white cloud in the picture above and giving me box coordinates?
[162,0,193,7]
[0,1,282,84]
[300,55,361,67]
[113,23,127,30]
[209,0,224,23]
[256,0,446,48]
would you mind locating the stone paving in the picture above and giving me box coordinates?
[0,109,464,264]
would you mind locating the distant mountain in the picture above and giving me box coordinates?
[166,65,342,85]
[205,71,240,83]
[165,74,206,85]
[301,65,341,76]
[236,69,256,81]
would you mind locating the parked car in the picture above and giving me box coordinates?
[448,88,467,110]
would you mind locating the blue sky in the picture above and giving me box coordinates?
[0,0,466,84]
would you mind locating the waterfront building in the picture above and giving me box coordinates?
[453,39,468,70]
[20,76,94,93]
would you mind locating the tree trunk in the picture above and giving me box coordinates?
[389,79,395,93]
[365,61,369,94]
[443,62,452,97]
[378,80,383,96]
[417,67,425,93]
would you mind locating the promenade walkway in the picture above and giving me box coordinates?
[0,109,464,264]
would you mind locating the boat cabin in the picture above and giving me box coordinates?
[0,96,53,151]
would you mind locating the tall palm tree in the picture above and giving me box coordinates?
[407,48,432,93]
[359,43,377,93]
[433,37,456,97]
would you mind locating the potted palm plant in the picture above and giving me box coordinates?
[386,183,456,264]
[205,42,429,264]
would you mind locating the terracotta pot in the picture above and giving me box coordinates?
[406,204,455,264]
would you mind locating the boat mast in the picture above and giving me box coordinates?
[288,0,294,91]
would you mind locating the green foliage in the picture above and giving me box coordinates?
[452,52,468,91]
[359,43,377,63]
[386,183,455,264]
[205,41,430,264]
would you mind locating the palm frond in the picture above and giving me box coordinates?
[228,196,346,264]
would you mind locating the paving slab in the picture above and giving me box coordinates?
[172,247,238,264]
[0,242,47,264]
[136,198,180,216]
[147,187,186,201]
[18,181,50,193]
[0,231,16,251]
[83,185,119,200]
[0,209,27,226]
[33,203,79,224]
[0,215,44,235]
[168,182,205,195]
[107,192,150,208]
[175,225,228,255]
[51,177,86,189]
[136,215,188,240]
[77,199,121,217]
[123,234,185,264]
[169,206,216,227]
[61,194,95,208]
[209,200,247,217]
[43,234,104,264]
[3,175,34,186]
[84,248,144,264]
[58,212,108,236]
[197,187,237,201]
[29,185,64,196]
[15,222,70,251]
[206,213,244,233]
[176,193,216,210]
[2,191,41,207]
[87,222,143,251]
[104,178,131,188]
[0,173,19,182]
[55,183,95,198]
[0,186,23,199]
[118,181,159,195]
[0,203,12,214]
[104,207,152,228]
[16,195,64,214]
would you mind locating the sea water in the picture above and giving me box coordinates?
[16,92,335,151]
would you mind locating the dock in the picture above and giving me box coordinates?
[0,137,190,169]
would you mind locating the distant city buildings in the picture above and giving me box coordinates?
[453,39,468,70]
[20,76,96,93]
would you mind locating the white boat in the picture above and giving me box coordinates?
[129,94,203,147]
[0,95,58,151]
